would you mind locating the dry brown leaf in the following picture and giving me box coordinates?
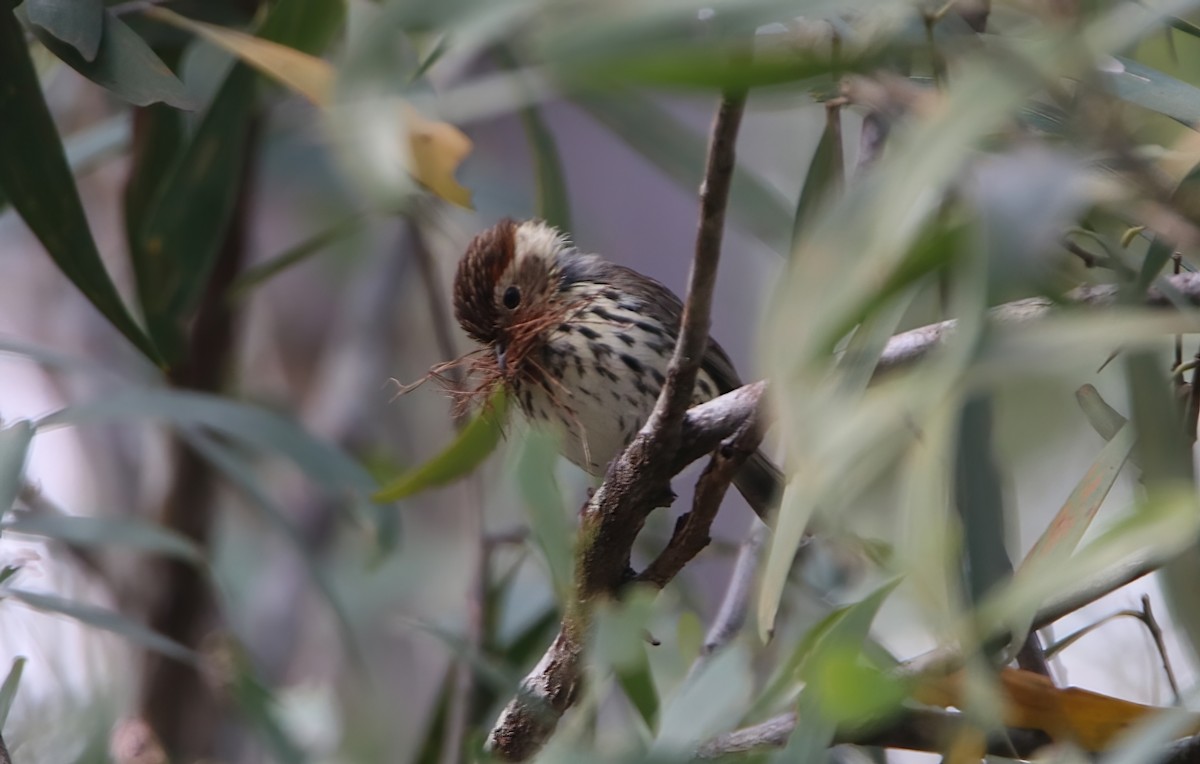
[914,667,1200,752]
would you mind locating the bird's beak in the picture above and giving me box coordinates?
[495,343,508,375]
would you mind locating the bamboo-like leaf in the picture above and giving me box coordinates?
[617,647,660,731]
[6,588,198,663]
[373,392,508,502]
[229,214,362,298]
[38,388,377,497]
[0,7,162,364]
[652,645,750,752]
[514,432,573,599]
[1076,384,1129,443]
[181,429,369,657]
[1018,423,1135,573]
[21,8,192,108]
[1136,160,1200,291]
[791,104,844,245]
[1103,56,1200,129]
[955,395,1012,605]
[0,422,33,527]
[135,0,344,361]
[0,657,25,729]
[787,580,902,757]
[23,0,102,61]
[146,7,333,106]
[3,513,203,563]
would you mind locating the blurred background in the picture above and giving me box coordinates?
[5,0,1200,762]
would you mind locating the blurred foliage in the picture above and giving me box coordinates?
[5,0,1200,762]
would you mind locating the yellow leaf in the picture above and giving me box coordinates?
[145,7,333,107]
[403,105,474,208]
[147,9,473,208]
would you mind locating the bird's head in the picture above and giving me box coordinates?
[453,218,573,376]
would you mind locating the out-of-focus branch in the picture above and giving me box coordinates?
[876,272,1200,375]
[486,383,768,761]
[138,118,258,759]
[686,522,768,679]
[696,708,1050,759]
[486,91,749,760]
[405,212,485,764]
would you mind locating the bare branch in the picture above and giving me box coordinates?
[637,409,765,588]
[487,91,749,760]
[877,272,1200,375]
[696,708,1051,759]
[697,522,768,665]
[487,380,768,759]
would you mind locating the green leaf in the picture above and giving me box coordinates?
[6,588,199,663]
[1103,56,1200,128]
[0,421,33,527]
[21,8,192,108]
[133,67,255,358]
[181,429,368,662]
[784,581,902,757]
[1075,383,1129,443]
[616,647,660,730]
[792,104,844,247]
[226,648,309,764]
[1019,423,1135,574]
[373,391,508,502]
[955,394,1012,605]
[1125,352,1193,489]
[0,657,25,729]
[229,214,363,298]
[652,645,751,753]
[515,432,573,599]
[577,91,792,250]
[519,92,571,231]
[1133,159,1200,295]
[136,0,344,361]
[37,388,377,497]
[2,513,203,563]
[23,0,102,61]
[0,6,163,365]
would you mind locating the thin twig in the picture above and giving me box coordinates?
[636,410,765,589]
[487,88,750,756]
[408,214,467,425]
[1063,239,1103,269]
[1188,349,1200,442]
[1140,594,1181,703]
[1015,632,1052,678]
[647,91,746,442]
[694,522,768,671]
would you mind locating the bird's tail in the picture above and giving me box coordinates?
[733,449,785,522]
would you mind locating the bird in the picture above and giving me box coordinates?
[452,218,782,519]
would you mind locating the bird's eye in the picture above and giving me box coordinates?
[503,286,521,310]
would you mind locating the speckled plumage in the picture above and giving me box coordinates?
[453,219,781,517]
